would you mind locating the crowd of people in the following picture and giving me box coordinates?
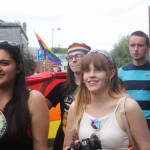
[0,31,150,150]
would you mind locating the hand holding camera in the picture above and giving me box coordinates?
[67,138,102,150]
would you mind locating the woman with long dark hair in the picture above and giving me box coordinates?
[0,41,49,150]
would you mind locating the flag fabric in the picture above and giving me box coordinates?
[25,72,67,149]
[35,32,62,65]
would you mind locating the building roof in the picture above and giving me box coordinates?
[0,20,28,40]
[0,19,5,22]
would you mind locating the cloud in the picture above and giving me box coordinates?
[0,0,150,51]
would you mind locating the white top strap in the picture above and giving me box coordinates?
[114,97,124,113]
[120,97,139,150]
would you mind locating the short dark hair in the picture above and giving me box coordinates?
[129,31,149,46]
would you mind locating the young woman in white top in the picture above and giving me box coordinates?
[63,49,150,150]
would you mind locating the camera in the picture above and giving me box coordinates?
[80,138,102,150]
[67,138,102,150]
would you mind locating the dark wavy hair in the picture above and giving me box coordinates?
[0,42,30,141]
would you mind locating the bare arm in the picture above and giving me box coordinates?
[28,90,49,150]
[63,102,78,150]
[125,98,150,149]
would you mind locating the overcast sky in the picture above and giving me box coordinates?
[1,0,150,51]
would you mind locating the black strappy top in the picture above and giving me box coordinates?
[0,90,33,150]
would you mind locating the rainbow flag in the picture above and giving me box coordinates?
[35,32,62,65]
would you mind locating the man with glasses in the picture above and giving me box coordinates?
[40,43,91,150]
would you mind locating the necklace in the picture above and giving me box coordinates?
[0,109,7,139]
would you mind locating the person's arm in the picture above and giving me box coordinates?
[45,82,63,109]
[28,90,49,150]
[38,75,55,94]
[125,98,150,149]
[63,102,79,150]
[45,98,54,109]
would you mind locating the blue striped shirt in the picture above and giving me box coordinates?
[118,60,150,120]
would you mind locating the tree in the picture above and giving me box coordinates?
[110,35,132,68]
[52,47,67,54]
[21,50,36,76]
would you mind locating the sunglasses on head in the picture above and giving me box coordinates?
[0,40,20,47]
[0,40,22,63]
[90,119,100,139]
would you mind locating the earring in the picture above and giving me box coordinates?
[110,78,112,82]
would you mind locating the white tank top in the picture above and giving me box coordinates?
[78,98,130,150]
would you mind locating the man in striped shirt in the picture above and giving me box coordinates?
[118,31,150,129]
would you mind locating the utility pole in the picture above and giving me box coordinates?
[52,25,61,52]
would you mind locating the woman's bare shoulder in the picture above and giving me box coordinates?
[70,101,75,107]
[28,90,48,112]
[29,90,45,101]
[124,97,142,113]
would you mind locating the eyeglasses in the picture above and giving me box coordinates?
[66,54,84,61]
[0,40,20,46]
[90,119,100,139]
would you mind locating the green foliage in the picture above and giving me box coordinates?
[52,47,67,54]
[21,50,36,76]
[110,35,132,68]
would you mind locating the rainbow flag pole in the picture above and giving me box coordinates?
[34,31,62,69]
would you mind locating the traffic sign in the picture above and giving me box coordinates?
[37,49,43,61]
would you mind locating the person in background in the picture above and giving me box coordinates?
[63,49,150,150]
[56,66,62,72]
[40,42,91,150]
[0,41,49,150]
[118,31,150,130]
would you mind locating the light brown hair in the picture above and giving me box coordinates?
[74,52,125,131]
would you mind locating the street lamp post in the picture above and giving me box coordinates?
[52,27,61,52]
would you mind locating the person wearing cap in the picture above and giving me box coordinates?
[40,42,91,150]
